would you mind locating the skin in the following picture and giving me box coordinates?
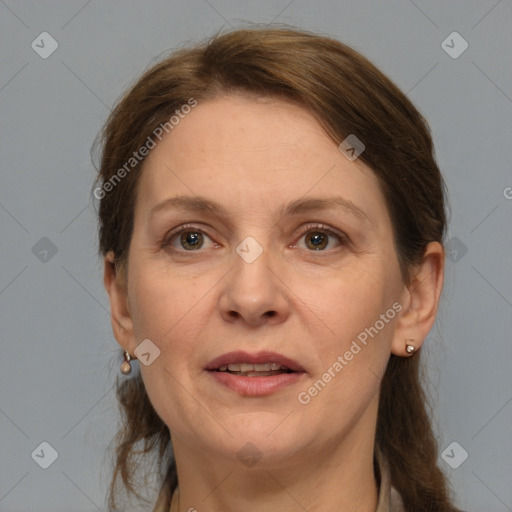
[104,93,444,512]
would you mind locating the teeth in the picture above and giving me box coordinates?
[253,363,271,371]
[220,362,290,372]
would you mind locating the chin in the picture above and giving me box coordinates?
[220,420,308,463]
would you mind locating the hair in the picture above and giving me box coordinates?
[95,27,458,511]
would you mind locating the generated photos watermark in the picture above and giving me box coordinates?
[297,301,402,404]
[93,98,197,200]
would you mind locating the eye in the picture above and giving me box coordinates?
[162,225,217,252]
[295,224,347,251]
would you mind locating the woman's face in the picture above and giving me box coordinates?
[117,94,410,467]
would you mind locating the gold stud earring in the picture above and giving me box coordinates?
[405,342,415,355]
[120,350,132,374]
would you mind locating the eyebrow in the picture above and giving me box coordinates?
[284,196,369,222]
[149,195,370,223]
[150,196,230,217]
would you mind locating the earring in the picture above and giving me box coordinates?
[405,342,415,355]
[120,350,132,374]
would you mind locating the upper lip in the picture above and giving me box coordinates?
[205,351,305,372]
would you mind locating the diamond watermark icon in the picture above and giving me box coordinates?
[441,32,468,59]
[339,134,365,161]
[31,32,59,59]
[441,441,468,469]
[446,236,468,263]
[32,237,58,263]
[134,338,161,366]
[236,236,263,264]
[31,441,59,469]
[237,442,262,467]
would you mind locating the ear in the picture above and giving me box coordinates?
[391,242,445,357]
[103,251,136,353]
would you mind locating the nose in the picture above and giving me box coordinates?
[218,243,291,328]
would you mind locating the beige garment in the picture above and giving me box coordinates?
[153,450,404,512]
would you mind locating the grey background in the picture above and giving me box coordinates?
[1,0,511,510]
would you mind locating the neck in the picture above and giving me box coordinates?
[171,431,379,512]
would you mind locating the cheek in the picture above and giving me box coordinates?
[315,259,400,387]
[128,264,200,339]
[127,264,220,387]
[309,259,396,346]
[296,265,397,430]
[127,268,211,427]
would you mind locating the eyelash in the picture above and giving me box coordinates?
[293,223,348,251]
[161,223,349,253]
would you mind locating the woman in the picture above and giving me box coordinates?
[95,27,462,512]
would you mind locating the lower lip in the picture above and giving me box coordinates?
[208,370,306,396]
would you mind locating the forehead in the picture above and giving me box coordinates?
[135,94,389,226]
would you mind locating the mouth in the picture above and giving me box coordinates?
[214,362,296,377]
[205,351,306,396]
[205,350,305,374]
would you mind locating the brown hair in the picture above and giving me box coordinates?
[95,27,457,511]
